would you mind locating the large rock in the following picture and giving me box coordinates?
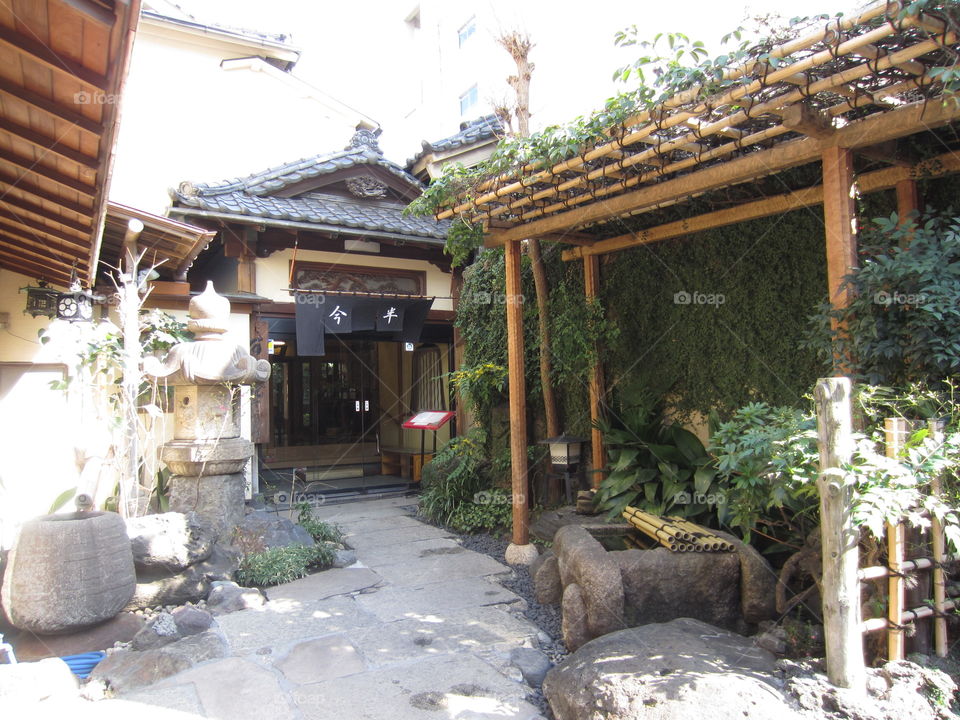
[233,510,315,551]
[713,529,778,624]
[127,544,240,610]
[613,547,742,630]
[561,583,591,652]
[510,647,552,688]
[131,612,180,650]
[126,511,215,572]
[91,629,229,693]
[1,511,135,634]
[11,612,144,661]
[534,553,562,605]
[206,581,265,616]
[553,525,624,641]
[543,618,805,720]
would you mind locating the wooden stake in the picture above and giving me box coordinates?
[815,377,865,690]
[929,419,949,658]
[584,254,606,487]
[505,239,529,546]
[884,417,909,661]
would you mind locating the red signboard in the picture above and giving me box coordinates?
[402,411,456,431]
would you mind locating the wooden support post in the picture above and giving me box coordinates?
[895,177,920,247]
[821,146,858,371]
[583,254,606,488]
[884,417,909,661]
[505,239,529,546]
[814,377,865,690]
[929,419,949,658]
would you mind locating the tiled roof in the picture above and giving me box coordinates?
[408,115,504,166]
[174,130,449,242]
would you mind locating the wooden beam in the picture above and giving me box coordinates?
[504,239,529,546]
[822,146,858,336]
[237,227,257,293]
[0,193,91,234]
[0,25,109,91]
[0,147,97,198]
[489,98,960,244]
[0,171,93,217]
[780,102,834,139]
[584,254,606,488]
[815,377,865,690]
[0,208,89,247]
[0,76,104,136]
[0,116,99,170]
[0,248,74,286]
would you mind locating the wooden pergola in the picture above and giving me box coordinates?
[435,1,960,555]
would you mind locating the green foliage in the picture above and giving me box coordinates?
[603,209,826,419]
[709,402,820,544]
[235,544,333,587]
[594,402,721,521]
[448,363,508,421]
[448,488,514,534]
[295,502,344,544]
[48,487,77,514]
[151,468,171,513]
[419,430,491,527]
[806,211,960,385]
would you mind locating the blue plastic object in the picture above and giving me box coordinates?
[60,651,106,679]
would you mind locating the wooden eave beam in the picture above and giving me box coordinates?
[780,102,834,139]
[0,76,104,136]
[0,193,91,234]
[0,229,86,273]
[0,207,89,247]
[561,150,960,261]
[0,147,97,198]
[493,97,960,245]
[0,247,75,286]
[0,25,109,91]
[0,116,99,170]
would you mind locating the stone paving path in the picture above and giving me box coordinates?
[51,497,547,719]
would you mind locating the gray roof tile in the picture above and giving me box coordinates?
[408,114,504,167]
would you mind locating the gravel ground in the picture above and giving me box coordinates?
[458,533,567,719]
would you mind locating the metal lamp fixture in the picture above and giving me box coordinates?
[540,434,586,504]
[56,278,94,322]
[20,279,60,318]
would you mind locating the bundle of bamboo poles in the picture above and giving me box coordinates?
[622,507,735,553]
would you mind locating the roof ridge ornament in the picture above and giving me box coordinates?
[347,126,382,153]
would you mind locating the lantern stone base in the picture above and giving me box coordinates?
[168,473,246,542]
[505,542,539,566]
[161,438,253,476]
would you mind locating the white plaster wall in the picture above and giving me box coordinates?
[256,249,454,313]
[110,23,366,215]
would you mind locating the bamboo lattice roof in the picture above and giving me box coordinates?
[437,1,960,246]
[0,0,141,289]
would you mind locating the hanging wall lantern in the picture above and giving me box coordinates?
[56,280,94,322]
[20,279,60,318]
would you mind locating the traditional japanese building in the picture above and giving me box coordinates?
[169,127,455,498]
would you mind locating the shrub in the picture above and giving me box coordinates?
[419,429,490,527]
[448,488,514,534]
[235,544,333,587]
[295,502,344,544]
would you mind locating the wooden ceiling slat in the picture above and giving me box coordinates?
[0,252,74,286]
[0,145,96,196]
[0,76,103,135]
[0,229,84,272]
[0,24,108,91]
[0,114,98,168]
[0,192,90,233]
[0,169,92,216]
[0,206,89,246]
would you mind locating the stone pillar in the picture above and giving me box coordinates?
[144,282,270,541]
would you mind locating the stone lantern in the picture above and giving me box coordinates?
[144,282,269,539]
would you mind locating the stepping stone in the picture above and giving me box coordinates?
[355,577,521,623]
[291,653,539,720]
[354,537,462,567]
[347,524,453,550]
[275,634,365,684]
[370,551,510,586]
[267,568,382,603]
[350,606,539,669]
[216,596,379,654]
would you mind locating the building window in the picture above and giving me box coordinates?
[459,84,478,117]
[458,17,475,47]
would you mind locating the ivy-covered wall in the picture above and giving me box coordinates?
[601,208,828,420]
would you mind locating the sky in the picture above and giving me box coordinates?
[161,0,868,161]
